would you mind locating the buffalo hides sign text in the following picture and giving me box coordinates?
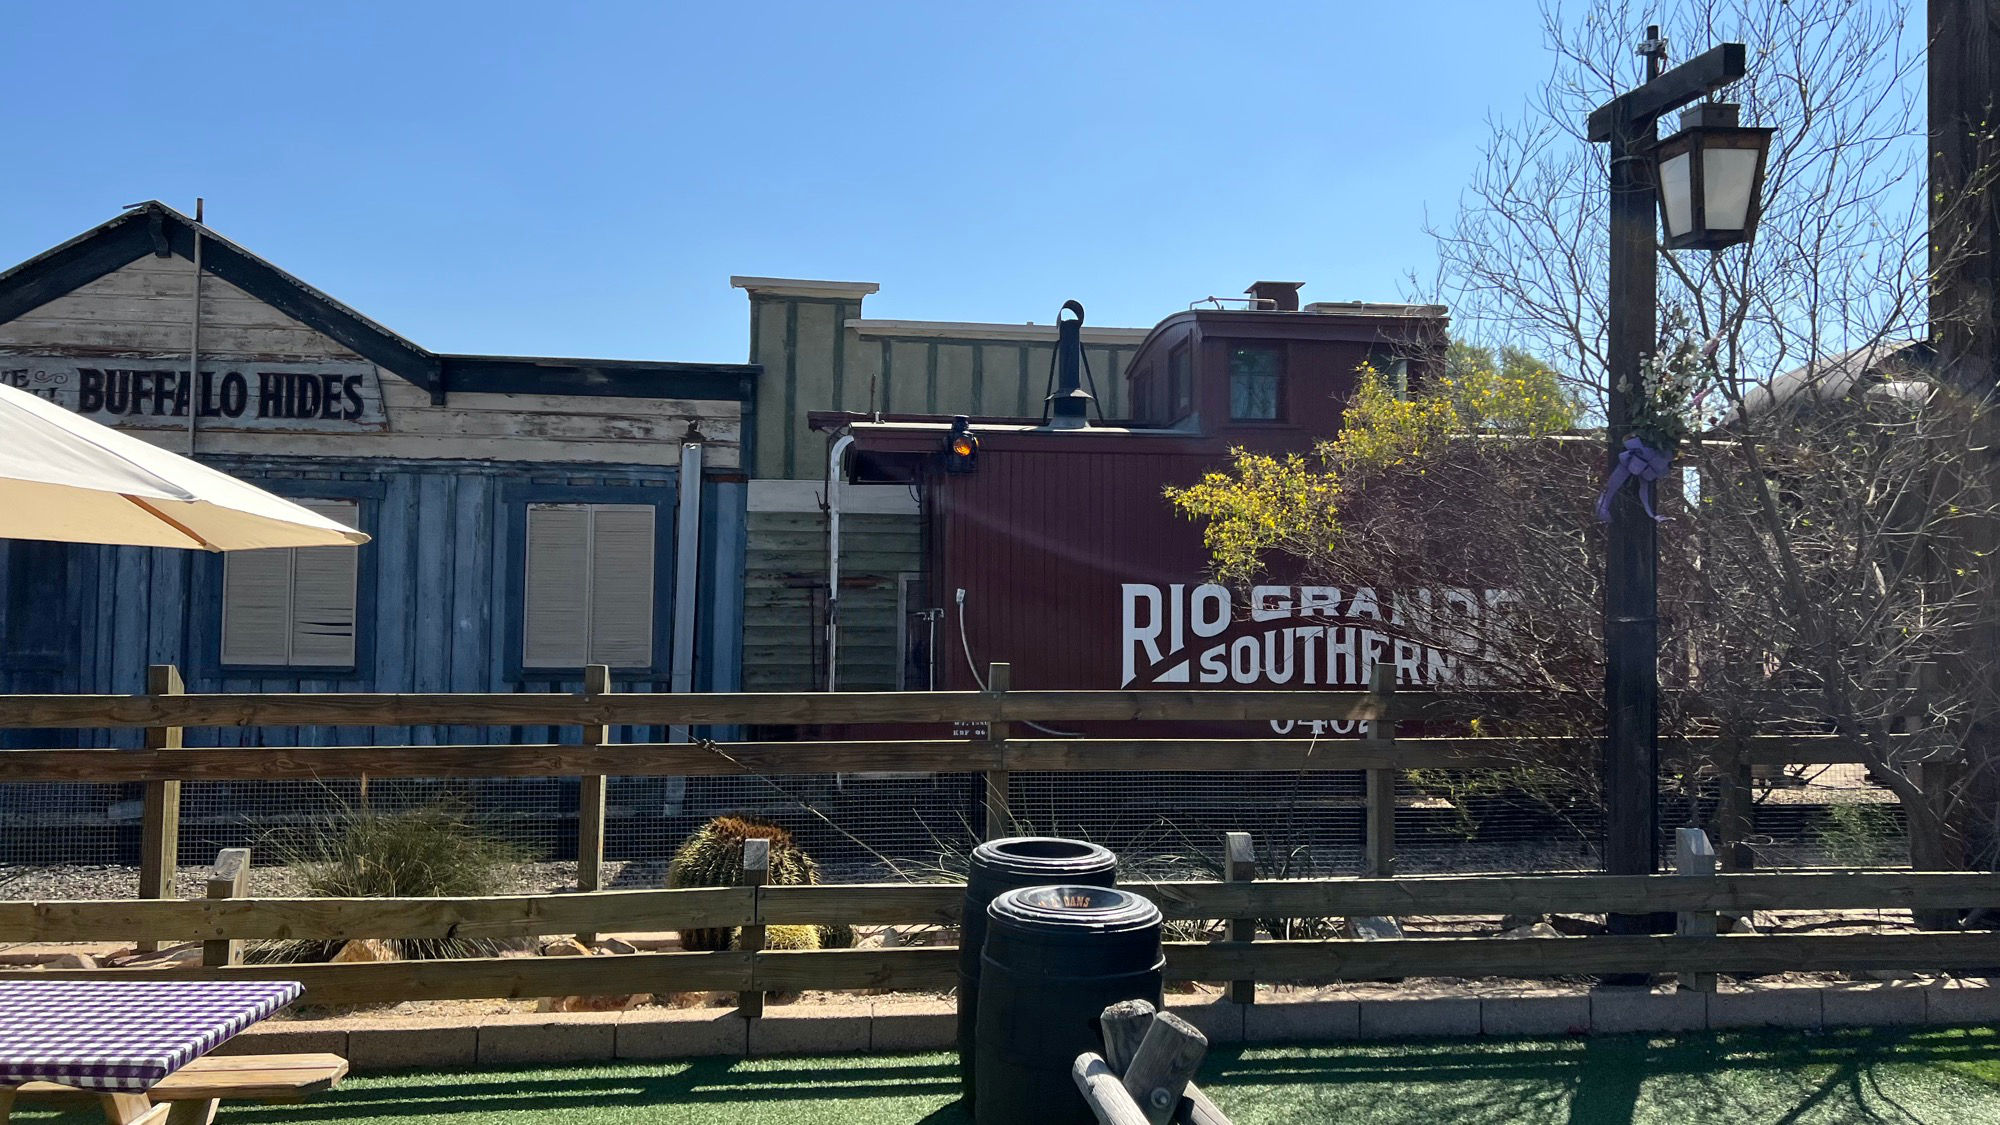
[0,357,387,432]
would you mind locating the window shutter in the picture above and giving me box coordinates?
[289,500,358,666]
[587,505,655,667]
[221,498,359,667]
[523,505,591,667]
[221,548,293,666]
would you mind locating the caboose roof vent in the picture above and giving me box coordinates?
[1244,281,1303,312]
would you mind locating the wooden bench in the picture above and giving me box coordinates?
[5,1053,347,1124]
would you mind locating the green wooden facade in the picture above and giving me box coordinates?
[732,277,1148,692]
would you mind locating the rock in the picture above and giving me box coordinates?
[537,993,651,1012]
[1500,913,1547,931]
[1345,916,1404,940]
[1726,915,1759,935]
[1496,922,1566,940]
[537,937,592,957]
[1546,914,1604,936]
[1852,968,1920,982]
[107,945,203,969]
[657,990,731,1009]
[330,939,398,963]
[593,937,638,956]
[40,953,98,969]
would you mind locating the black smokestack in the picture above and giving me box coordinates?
[1046,299,1094,429]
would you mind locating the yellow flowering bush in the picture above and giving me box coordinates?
[1166,345,1577,583]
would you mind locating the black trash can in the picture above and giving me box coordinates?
[958,838,1118,1106]
[973,885,1164,1125]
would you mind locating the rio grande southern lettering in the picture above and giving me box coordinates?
[1121,582,1514,688]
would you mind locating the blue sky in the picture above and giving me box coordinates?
[2,2,1555,363]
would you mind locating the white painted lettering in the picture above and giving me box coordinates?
[1191,584,1230,638]
[1250,585,1293,622]
[1230,636,1260,684]
[1120,584,1164,688]
[1199,644,1229,683]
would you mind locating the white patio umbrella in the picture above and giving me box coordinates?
[0,381,369,551]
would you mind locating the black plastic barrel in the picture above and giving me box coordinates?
[972,884,1164,1125]
[958,838,1117,1105]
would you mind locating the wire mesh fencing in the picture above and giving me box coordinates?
[0,755,1920,902]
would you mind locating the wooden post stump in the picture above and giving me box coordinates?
[1222,831,1257,1005]
[736,836,771,1019]
[201,848,251,968]
[1675,827,1718,992]
[1091,999,1233,1125]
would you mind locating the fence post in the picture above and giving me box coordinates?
[576,664,611,944]
[1674,827,1718,992]
[1223,831,1257,1005]
[737,836,770,1020]
[137,664,184,954]
[202,847,251,968]
[1905,662,1961,930]
[983,663,1012,841]
[1363,664,1396,878]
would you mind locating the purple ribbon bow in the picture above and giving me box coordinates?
[1595,436,1672,523]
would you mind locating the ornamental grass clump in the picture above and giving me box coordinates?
[252,803,524,963]
[667,815,852,951]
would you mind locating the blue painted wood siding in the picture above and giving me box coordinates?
[0,455,747,749]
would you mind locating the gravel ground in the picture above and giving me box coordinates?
[0,860,667,902]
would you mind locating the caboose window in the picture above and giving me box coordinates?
[1168,343,1193,422]
[1228,345,1282,420]
[1366,347,1411,398]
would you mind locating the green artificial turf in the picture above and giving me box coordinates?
[15,1027,2000,1124]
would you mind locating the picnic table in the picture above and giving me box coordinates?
[0,979,305,1124]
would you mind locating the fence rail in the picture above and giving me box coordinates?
[6,871,1997,945]
[0,688,1455,730]
[9,935,2000,1008]
[0,666,1949,947]
[0,733,1921,784]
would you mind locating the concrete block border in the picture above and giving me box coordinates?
[223,983,1990,1072]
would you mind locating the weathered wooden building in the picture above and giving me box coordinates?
[730,277,1149,694]
[0,202,757,751]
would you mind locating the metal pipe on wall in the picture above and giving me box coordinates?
[186,198,204,456]
[824,433,855,691]
[669,439,704,743]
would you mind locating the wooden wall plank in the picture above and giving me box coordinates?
[369,472,417,747]
[448,475,493,746]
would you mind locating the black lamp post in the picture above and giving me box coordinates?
[1585,32,1768,924]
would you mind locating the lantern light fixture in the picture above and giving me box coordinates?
[942,414,979,474]
[1653,101,1774,251]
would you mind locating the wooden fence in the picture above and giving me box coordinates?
[1,665,1970,1011]
[0,662,1930,895]
[2,849,1996,1009]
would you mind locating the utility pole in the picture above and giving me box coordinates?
[1928,0,2000,870]
[1930,0,2000,395]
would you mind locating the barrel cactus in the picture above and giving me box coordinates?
[666,815,854,951]
[757,924,822,951]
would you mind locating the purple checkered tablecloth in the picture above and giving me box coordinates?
[0,979,302,1092]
